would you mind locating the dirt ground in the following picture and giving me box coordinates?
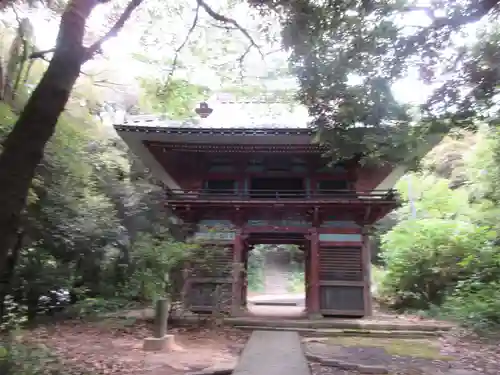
[25,320,247,375]
[22,318,500,375]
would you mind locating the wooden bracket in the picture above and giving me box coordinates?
[363,204,372,224]
[312,206,320,227]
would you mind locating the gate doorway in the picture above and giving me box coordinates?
[243,232,308,318]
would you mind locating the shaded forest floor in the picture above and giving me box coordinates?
[22,320,247,375]
[14,316,500,375]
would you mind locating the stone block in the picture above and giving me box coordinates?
[307,312,324,320]
[142,334,176,352]
[188,366,235,375]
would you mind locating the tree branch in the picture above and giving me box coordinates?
[165,4,200,88]
[237,44,253,79]
[396,0,500,59]
[399,6,436,20]
[197,0,263,60]
[85,0,144,61]
[206,22,238,30]
[30,48,56,59]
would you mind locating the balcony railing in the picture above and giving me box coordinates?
[165,189,399,201]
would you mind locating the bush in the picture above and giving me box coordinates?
[68,297,138,317]
[443,280,500,331]
[370,265,386,300]
[379,218,488,311]
[287,270,305,293]
[247,247,265,292]
[0,339,90,375]
[442,245,500,330]
[247,266,264,292]
[120,231,196,301]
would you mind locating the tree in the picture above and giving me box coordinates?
[0,0,269,276]
[139,77,211,118]
[374,122,500,327]
[0,0,144,276]
[248,0,500,160]
[422,131,477,189]
[5,0,498,290]
[0,85,198,319]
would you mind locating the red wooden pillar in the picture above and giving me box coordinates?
[304,243,310,312]
[231,231,244,315]
[242,247,249,308]
[308,228,321,317]
[181,260,191,310]
[362,229,373,316]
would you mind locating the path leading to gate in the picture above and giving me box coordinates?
[233,330,311,375]
[247,292,305,306]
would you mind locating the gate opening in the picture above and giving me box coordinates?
[245,243,306,317]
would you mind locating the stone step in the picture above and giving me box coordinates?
[220,317,454,332]
[234,325,443,338]
[251,301,298,306]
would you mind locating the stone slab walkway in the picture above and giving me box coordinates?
[233,330,311,375]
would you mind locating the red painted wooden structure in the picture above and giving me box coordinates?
[115,117,402,317]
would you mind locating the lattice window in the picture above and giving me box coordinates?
[189,246,233,278]
[319,246,363,281]
[187,282,232,309]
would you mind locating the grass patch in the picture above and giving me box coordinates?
[329,337,455,360]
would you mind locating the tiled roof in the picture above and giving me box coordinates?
[119,96,312,129]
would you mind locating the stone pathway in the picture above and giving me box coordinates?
[262,265,291,295]
[233,330,310,375]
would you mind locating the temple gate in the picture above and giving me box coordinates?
[114,111,410,317]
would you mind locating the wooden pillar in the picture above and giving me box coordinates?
[181,261,190,310]
[242,247,249,307]
[303,242,310,313]
[362,228,373,316]
[231,231,244,315]
[308,228,321,317]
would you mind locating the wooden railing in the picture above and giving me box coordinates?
[165,189,399,201]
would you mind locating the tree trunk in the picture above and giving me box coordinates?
[0,229,23,321]
[0,0,96,276]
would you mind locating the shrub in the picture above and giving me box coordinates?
[370,265,387,300]
[287,270,305,293]
[0,339,90,375]
[442,244,500,330]
[443,279,500,331]
[379,218,489,311]
[121,231,196,301]
[68,297,138,318]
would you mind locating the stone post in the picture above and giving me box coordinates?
[153,298,168,338]
[143,298,175,351]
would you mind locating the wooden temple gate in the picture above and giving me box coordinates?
[182,225,372,317]
[113,118,401,318]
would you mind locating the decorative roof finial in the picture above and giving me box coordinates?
[195,102,213,118]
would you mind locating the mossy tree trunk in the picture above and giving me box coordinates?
[0,0,143,277]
